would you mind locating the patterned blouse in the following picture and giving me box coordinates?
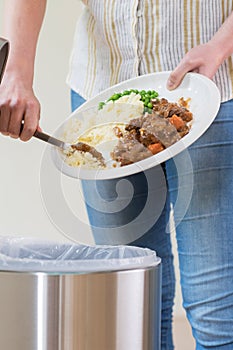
[67,0,233,102]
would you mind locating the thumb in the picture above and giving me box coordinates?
[166,68,187,90]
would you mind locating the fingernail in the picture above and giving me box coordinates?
[167,79,174,89]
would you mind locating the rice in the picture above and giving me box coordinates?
[63,148,105,169]
[61,93,144,169]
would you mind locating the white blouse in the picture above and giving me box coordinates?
[67,0,233,102]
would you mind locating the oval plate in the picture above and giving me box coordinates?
[51,71,220,180]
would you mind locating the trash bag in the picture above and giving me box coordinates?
[0,235,161,273]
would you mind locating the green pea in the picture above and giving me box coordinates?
[98,102,105,110]
[111,93,121,100]
[147,102,153,108]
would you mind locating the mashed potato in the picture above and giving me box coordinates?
[97,93,144,123]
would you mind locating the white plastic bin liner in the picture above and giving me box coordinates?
[0,236,161,273]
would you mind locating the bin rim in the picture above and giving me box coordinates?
[0,235,161,273]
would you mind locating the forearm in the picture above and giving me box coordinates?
[209,11,233,63]
[2,0,47,87]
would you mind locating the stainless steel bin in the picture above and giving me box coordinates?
[0,238,161,350]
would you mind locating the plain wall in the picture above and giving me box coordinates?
[0,0,185,318]
[0,0,92,243]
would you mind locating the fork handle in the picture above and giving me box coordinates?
[20,121,67,149]
[33,130,67,149]
[0,38,9,83]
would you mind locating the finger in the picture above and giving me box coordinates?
[20,101,40,142]
[167,59,196,90]
[7,100,25,138]
[0,105,10,136]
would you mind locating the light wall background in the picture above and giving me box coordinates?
[0,0,186,319]
[0,0,86,243]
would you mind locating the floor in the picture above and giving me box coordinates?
[173,315,195,349]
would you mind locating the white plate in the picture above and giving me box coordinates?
[52,71,220,180]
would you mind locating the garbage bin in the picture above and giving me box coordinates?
[0,236,161,350]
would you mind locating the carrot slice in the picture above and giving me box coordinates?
[169,114,185,130]
[148,143,164,155]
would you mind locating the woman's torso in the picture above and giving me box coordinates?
[67,0,233,101]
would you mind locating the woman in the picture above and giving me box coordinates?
[1,1,233,348]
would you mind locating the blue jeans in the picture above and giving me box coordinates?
[71,90,233,349]
[166,99,233,349]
